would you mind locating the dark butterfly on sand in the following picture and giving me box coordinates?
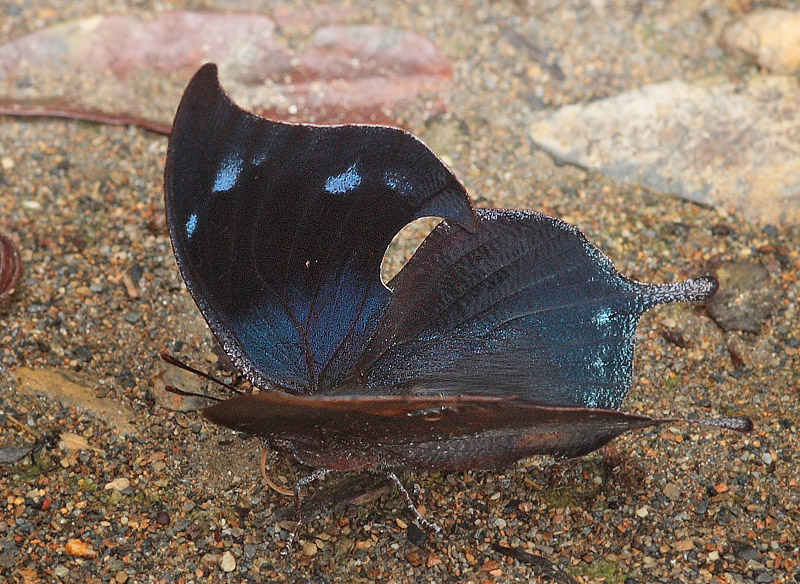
[164,63,751,548]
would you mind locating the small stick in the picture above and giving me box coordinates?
[6,415,39,439]
[0,100,172,135]
[260,447,293,497]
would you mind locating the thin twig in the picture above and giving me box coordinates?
[260,447,293,497]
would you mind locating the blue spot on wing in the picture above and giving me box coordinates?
[325,163,362,194]
[384,170,413,195]
[185,213,198,240]
[213,154,243,193]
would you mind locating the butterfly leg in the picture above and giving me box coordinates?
[385,472,441,535]
[283,468,331,554]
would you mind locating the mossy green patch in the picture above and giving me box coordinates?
[572,558,626,583]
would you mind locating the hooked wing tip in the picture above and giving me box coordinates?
[192,62,221,89]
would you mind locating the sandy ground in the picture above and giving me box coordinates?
[1,1,798,583]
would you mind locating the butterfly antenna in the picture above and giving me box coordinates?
[161,352,244,394]
[164,384,223,402]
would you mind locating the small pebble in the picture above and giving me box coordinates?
[54,565,69,578]
[220,551,236,573]
[302,542,318,557]
[105,477,130,491]
[65,539,96,558]
[663,483,681,501]
[407,524,428,547]
[155,511,170,526]
[124,312,141,323]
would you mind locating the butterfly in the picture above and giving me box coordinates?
[164,63,752,550]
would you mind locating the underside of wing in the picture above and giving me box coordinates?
[203,392,663,471]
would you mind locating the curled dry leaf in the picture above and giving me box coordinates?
[0,233,22,306]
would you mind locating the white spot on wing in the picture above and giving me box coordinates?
[593,308,613,327]
[384,170,412,195]
[252,150,268,166]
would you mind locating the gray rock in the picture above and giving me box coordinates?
[0,445,32,463]
[733,541,759,560]
[707,260,779,333]
[529,76,800,225]
[54,565,69,578]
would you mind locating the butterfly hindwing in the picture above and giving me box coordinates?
[344,209,716,410]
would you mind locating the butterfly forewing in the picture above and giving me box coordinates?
[165,64,476,394]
